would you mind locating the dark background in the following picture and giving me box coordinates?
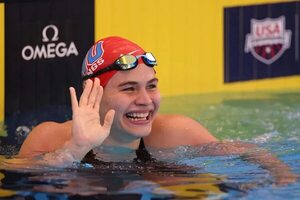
[2,0,94,149]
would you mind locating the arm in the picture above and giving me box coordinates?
[17,78,115,166]
[18,121,73,158]
[239,143,297,186]
[145,115,297,185]
[200,141,298,186]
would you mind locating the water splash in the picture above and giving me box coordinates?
[252,130,280,144]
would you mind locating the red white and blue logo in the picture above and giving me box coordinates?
[244,16,292,65]
[82,41,105,76]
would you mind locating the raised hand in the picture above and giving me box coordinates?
[68,78,115,156]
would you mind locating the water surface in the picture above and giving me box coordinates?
[0,90,299,199]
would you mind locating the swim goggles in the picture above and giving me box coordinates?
[82,52,157,81]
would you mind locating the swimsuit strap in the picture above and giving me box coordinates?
[138,137,146,150]
[134,138,154,163]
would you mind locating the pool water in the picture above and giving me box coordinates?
[0,90,300,199]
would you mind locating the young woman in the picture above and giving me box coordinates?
[18,36,217,163]
[17,36,297,185]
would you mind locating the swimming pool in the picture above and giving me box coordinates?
[0,90,299,199]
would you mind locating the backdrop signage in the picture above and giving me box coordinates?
[224,1,300,82]
[4,0,94,144]
[21,24,79,61]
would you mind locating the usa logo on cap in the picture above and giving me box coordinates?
[244,16,292,65]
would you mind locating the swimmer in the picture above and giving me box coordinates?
[18,36,217,161]
[18,36,297,185]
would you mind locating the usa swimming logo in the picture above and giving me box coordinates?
[82,41,105,76]
[244,16,291,65]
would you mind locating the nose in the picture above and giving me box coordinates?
[135,89,152,106]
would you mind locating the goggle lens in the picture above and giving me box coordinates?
[116,55,138,70]
[142,52,156,66]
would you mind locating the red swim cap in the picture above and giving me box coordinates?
[81,36,145,87]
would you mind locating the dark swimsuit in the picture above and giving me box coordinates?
[82,139,200,177]
[82,138,154,164]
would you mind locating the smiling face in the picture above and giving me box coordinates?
[100,63,161,142]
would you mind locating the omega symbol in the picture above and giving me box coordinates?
[42,25,59,42]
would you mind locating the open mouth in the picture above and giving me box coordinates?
[125,112,152,121]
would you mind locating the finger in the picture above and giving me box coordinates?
[79,79,92,107]
[69,87,78,111]
[102,109,115,131]
[94,85,103,112]
[88,78,100,106]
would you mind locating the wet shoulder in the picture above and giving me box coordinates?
[144,114,217,148]
[18,120,72,157]
[35,120,72,139]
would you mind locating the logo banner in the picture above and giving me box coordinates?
[224,1,300,82]
[4,0,94,145]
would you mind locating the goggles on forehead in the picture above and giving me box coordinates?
[82,52,157,81]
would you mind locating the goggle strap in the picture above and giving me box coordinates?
[82,64,117,80]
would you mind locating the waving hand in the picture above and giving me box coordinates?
[67,78,115,159]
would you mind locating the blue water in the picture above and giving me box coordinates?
[0,90,299,199]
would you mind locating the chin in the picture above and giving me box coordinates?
[124,126,152,138]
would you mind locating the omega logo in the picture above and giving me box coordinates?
[21,24,79,61]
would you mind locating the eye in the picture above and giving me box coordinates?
[121,87,135,92]
[147,84,157,90]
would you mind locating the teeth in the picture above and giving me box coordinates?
[127,112,148,118]
[126,112,150,120]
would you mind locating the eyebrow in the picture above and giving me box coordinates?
[117,78,159,88]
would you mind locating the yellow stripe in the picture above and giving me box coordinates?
[0,3,4,121]
[95,0,300,96]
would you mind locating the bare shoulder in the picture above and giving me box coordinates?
[18,121,72,157]
[144,114,218,148]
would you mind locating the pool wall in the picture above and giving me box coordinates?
[94,0,300,96]
[0,0,299,131]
